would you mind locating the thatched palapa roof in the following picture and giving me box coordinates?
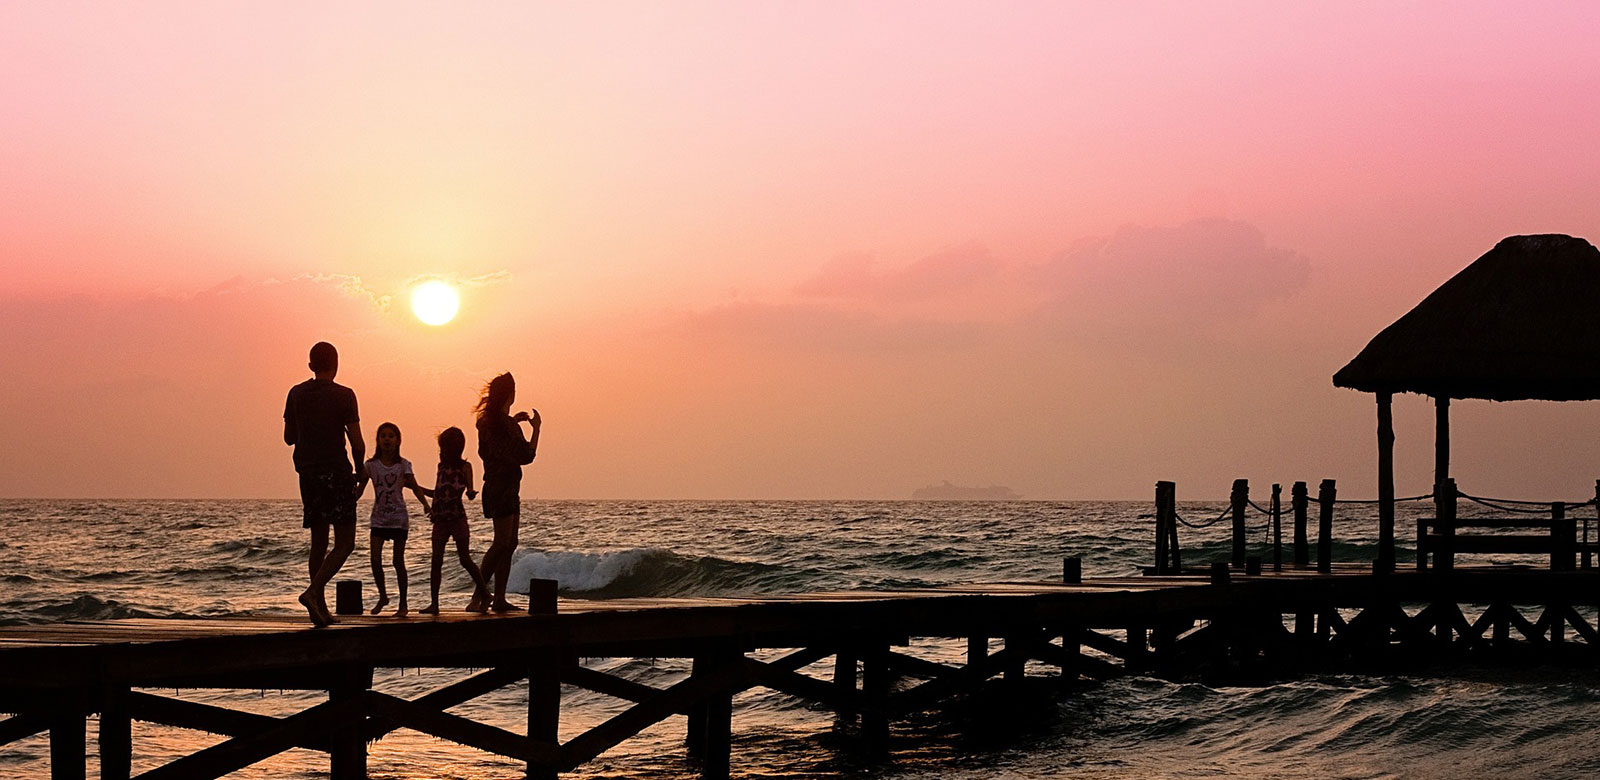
[1333,234,1600,401]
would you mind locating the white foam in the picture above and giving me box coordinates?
[508,548,664,593]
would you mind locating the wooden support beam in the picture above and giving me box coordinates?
[99,687,131,780]
[327,670,368,780]
[127,692,321,749]
[0,712,47,746]
[560,655,753,771]
[1272,484,1283,572]
[132,698,358,780]
[740,658,861,713]
[366,692,557,767]
[564,665,667,706]
[527,648,561,780]
[1001,635,1027,682]
[881,650,958,680]
[367,666,526,742]
[50,713,85,780]
[860,644,891,750]
[1377,392,1396,573]
[1560,605,1599,645]
[833,650,856,705]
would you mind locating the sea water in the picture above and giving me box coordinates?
[1,499,1597,779]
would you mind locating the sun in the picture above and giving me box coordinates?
[410,280,459,326]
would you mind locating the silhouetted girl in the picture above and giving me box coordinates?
[357,422,431,617]
[472,373,540,612]
[420,427,489,615]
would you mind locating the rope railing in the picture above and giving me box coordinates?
[1333,493,1432,505]
[1457,492,1597,514]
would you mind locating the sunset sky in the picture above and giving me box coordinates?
[5,2,1600,500]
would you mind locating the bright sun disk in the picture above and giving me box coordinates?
[410,280,459,326]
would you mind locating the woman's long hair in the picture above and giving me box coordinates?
[369,421,402,462]
[474,372,515,426]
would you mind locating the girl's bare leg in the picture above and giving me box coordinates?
[456,535,489,611]
[394,539,409,617]
[370,534,390,614]
[420,535,445,615]
[491,514,521,612]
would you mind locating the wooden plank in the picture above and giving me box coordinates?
[0,712,46,745]
[125,692,324,751]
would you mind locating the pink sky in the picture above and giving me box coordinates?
[4,2,1600,499]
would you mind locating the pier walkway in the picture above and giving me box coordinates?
[4,565,1599,780]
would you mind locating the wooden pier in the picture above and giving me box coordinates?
[5,562,1600,780]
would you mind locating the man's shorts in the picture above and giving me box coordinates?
[371,526,408,542]
[299,470,358,529]
[481,480,520,519]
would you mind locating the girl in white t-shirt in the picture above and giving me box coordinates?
[356,422,432,616]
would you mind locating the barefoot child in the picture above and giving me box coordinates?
[357,422,431,617]
[419,427,490,615]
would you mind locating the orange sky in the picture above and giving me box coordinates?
[5,2,1600,499]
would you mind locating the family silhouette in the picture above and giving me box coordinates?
[283,342,540,626]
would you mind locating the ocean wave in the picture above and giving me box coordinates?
[507,547,800,599]
[26,594,163,622]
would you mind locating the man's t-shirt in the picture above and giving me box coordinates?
[284,379,359,474]
[365,457,413,529]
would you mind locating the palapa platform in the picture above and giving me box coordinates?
[4,565,1600,780]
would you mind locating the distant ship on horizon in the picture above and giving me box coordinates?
[910,481,1023,501]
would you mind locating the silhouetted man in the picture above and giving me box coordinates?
[284,341,365,626]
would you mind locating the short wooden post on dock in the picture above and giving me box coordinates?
[1210,561,1230,586]
[334,580,362,616]
[1154,481,1178,574]
[1292,481,1309,568]
[1271,484,1283,572]
[99,686,131,780]
[1317,480,1336,573]
[1552,502,1575,572]
[1062,556,1081,584]
[1231,479,1249,569]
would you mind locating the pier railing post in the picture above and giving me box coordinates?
[1317,480,1336,573]
[1271,484,1283,572]
[1231,479,1249,569]
[1292,482,1309,568]
[1552,502,1575,572]
[1434,478,1456,572]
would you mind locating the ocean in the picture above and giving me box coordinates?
[2,499,1598,779]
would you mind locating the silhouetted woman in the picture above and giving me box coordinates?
[471,372,540,612]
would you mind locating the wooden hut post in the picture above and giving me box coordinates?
[1292,481,1309,568]
[1435,478,1456,572]
[1271,483,1283,572]
[1154,482,1170,574]
[1552,502,1575,572]
[1317,479,1336,573]
[1376,392,1396,573]
[1230,479,1248,569]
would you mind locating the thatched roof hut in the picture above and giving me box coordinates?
[1331,234,1600,570]
[1334,234,1600,402]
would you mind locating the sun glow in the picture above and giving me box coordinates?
[410,280,459,326]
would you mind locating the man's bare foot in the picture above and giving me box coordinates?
[491,600,522,613]
[371,594,390,615]
[419,603,439,615]
[396,600,409,618]
[299,591,330,627]
[466,592,485,613]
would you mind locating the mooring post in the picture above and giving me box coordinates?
[1271,484,1283,571]
[1317,479,1336,573]
[1231,479,1248,569]
[328,667,371,780]
[526,578,560,780]
[1292,481,1309,568]
[98,686,131,780]
[1210,561,1230,586]
[49,707,85,780]
[334,580,362,616]
[1435,478,1456,572]
[1552,502,1575,572]
[1062,556,1081,584]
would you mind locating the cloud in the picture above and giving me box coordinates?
[795,243,1005,303]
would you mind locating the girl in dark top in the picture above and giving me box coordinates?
[419,427,489,615]
[471,372,541,612]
